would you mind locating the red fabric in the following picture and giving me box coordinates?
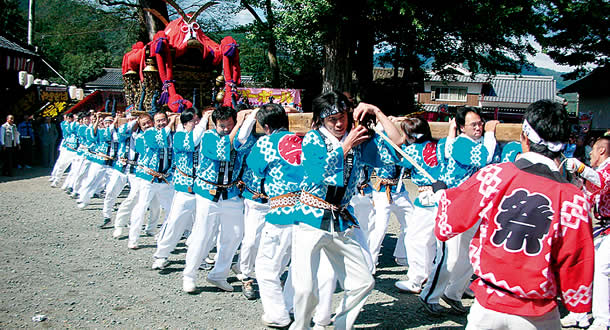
[121,42,145,75]
[163,16,221,64]
[221,36,240,107]
[584,160,610,218]
[435,162,594,317]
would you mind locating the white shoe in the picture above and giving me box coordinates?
[588,321,609,330]
[204,256,215,264]
[48,177,53,182]
[50,182,58,188]
[183,278,196,293]
[560,312,590,328]
[152,258,169,270]
[112,227,124,238]
[127,242,138,249]
[395,257,408,266]
[231,263,247,281]
[261,315,291,328]
[77,202,87,209]
[206,276,233,292]
[395,280,422,294]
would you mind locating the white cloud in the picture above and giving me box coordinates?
[526,38,575,73]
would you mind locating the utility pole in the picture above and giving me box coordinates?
[28,0,35,45]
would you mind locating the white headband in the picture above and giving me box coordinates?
[522,119,564,152]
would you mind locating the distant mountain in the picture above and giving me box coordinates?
[518,66,576,91]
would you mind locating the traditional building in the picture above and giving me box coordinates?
[415,66,558,122]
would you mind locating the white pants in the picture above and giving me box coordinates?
[368,190,412,269]
[77,162,109,205]
[349,193,375,240]
[153,191,196,260]
[183,195,244,282]
[62,155,84,190]
[403,205,438,286]
[238,199,269,278]
[593,234,610,326]
[72,158,92,194]
[466,299,560,330]
[51,148,76,184]
[128,179,174,245]
[421,222,479,304]
[114,174,160,229]
[102,170,128,219]
[290,222,374,330]
[257,222,293,325]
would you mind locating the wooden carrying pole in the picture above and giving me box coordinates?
[254,113,523,142]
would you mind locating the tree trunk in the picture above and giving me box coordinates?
[354,27,374,100]
[138,0,169,42]
[322,26,354,93]
[265,0,280,87]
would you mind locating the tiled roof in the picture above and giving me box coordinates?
[484,75,556,103]
[0,35,37,56]
[85,68,123,88]
[427,73,492,83]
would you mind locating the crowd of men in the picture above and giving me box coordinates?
[37,94,609,330]
[0,114,60,176]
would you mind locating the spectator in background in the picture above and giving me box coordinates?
[1,114,20,176]
[38,117,59,168]
[17,115,35,169]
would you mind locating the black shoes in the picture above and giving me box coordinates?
[441,294,467,314]
[418,297,445,316]
[99,218,111,228]
[242,278,257,300]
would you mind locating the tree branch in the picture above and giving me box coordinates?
[99,0,139,8]
[241,1,266,27]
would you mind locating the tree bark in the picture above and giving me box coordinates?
[322,26,354,93]
[264,0,280,87]
[138,0,169,42]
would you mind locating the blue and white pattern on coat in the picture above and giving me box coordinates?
[295,129,398,231]
[193,128,255,201]
[399,141,442,187]
[135,127,174,183]
[247,130,305,224]
[438,135,490,188]
[172,130,199,194]
[500,141,522,163]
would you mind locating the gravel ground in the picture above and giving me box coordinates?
[0,167,576,329]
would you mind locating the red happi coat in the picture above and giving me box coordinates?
[584,157,610,218]
[435,153,594,317]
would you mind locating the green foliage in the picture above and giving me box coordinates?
[537,0,610,79]
[0,0,27,42]
[34,0,139,85]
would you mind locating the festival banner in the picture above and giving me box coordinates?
[236,87,302,107]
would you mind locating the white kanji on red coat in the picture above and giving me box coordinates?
[476,165,503,207]
[560,194,590,235]
[562,284,593,307]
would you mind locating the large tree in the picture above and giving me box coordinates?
[277,0,546,99]
[537,0,610,79]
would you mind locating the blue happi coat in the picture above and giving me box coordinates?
[247,130,305,224]
[135,127,174,183]
[438,133,496,188]
[172,125,208,194]
[112,122,138,173]
[193,128,255,201]
[499,141,522,163]
[294,128,397,231]
[63,121,79,151]
[87,126,114,166]
[399,140,444,207]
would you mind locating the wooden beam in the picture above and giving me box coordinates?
[254,113,522,141]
